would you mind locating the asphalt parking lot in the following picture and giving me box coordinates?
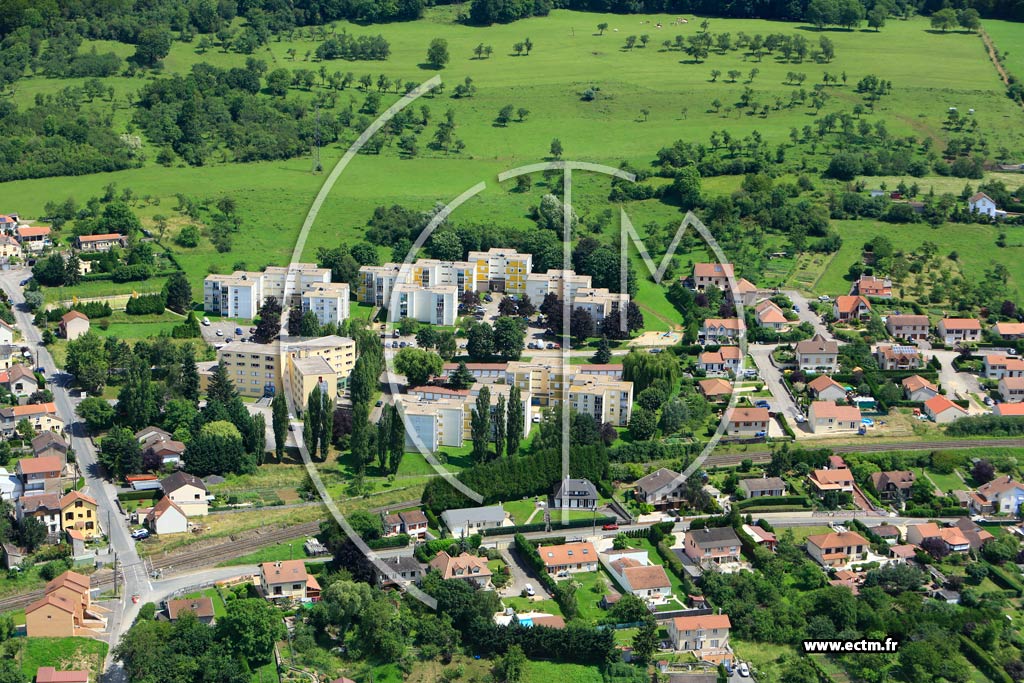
[200,319,256,346]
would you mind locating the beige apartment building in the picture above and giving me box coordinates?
[504,361,634,426]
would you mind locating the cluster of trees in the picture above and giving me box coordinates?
[314,32,390,61]
[463,317,527,361]
[115,596,284,682]
[134,60,341,166]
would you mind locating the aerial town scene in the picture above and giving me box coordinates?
[2,1,1024,682]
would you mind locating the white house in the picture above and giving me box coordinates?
[146,497,189,535]
[924,395,967,424]
[937,318,982,345]
[0,320,14,345]
[601,549,672,604]
[975,476,1024,515]
[968,192,998,218]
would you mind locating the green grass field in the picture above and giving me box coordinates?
[3,11,1023,314]
[11,637,109,681]
[182,587,230,618]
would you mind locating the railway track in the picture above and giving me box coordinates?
[0,498,421,613]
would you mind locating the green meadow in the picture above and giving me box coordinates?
[1,10,1023,307]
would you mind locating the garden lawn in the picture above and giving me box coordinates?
[13,637,109,681]
[923,467,966,494]
[218,538,314,567]
[778,525,833,544]
[182,587,229,618]
[571,570,615,625]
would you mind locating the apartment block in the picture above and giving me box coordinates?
[467,248,533,294]
[204,263,331,320]
[300,282,351,326]
[399,383,533,453]
[505,361,634,426]
[391,283,458,326]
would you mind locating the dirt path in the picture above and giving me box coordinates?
[979,28,1010,85]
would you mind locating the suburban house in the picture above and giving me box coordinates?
[738,477,786,499]
[937,318,982,345]
[0,236,22,262]
[952,517,995,550]
[870,525,901,543]
[833,296,871,321]
[902,375,939,402]
[59,311,90,341]
[136,426,185,468]
[700,318,746,342]
[374,555,425,589]
[698,378,732,399]
[856,275,892,298]
[743,523,778,551]
[260,560,318,601]
[17,493,62,538]
[885,314,929,341]
[869,471,916,502]
[32,431,68,460]
[683,527,742,565]
[0,364,37,398]
[691,262,735,291]
[807,469,855,495]
[754,299,789,330]
[807,375,847,402]
[974,476,1024,515]
[794,334,839,373]
[15,225,51,251]
[440,505,507,538]
[634,468,686,508]
[382,510,429,539]
[984,354,1024,380]
[999,377,1024,403]
[0,319,14,345]
[805,531,869,568]
[35,668,89,683]
[907,523,970,553]
[539,541,598,577]
[75,233,126,251]
[666,614,732,663]
[697,346,741,375]
[160,472,210,517]
[923,395,968,424]
[17,455,64,493]
[167,597,216,624]
[993,322,1024,340]
[602,550,672,603]
[25,571,104,638]
[807,401,862,434]
[552,477,598,509]
[146,496,189,535]
[726,407,769,437]
[428,551,492,589]
[994,403,1024,417]
[875,345,923,371]
[59,491,98,540]
[0,402,63,437]
[968,191,999,217]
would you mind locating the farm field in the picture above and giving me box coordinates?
[2,12,1024,312]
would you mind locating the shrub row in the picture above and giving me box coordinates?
[735,495,809,510]
[984,562,1024,598]
[959,635,1014,683]
[118,490,159,501]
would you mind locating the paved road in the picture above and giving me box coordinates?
[784,290,834,341]
[748,344,802,425]
[0,267,145,675]
[930,348,987,413]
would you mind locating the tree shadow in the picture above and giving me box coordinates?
[417,62,444,71]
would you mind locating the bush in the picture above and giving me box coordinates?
[39,558,72,581]
[125,293,166,315]
[367,534,410,550]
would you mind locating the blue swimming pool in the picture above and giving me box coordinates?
[518,618,533,627]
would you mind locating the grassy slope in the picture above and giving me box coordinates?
[2,12,1022,306]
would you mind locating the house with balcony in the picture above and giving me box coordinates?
[700,318,745,343]
[869,471,916,503]
[984,354,1024,380]
[855,275,892,298]
[907,522,970,553]
[697,346,741,375]
[807,468,855,496]
[833,296,871,321]
[683,527,742,566]
[974,476,1024,515]
[875,345,923,371]
[794,334,839,373]
[805,531,869,568]
[429,551,492,589]
[666,614,732,664]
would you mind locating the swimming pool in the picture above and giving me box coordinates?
[518,618,533,627]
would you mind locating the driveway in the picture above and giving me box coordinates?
[783,290,834,341]
[498,546,551,599]
[929,349,986,412]
[748,344,804,424]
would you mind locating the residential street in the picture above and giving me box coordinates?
[0,266,145,674]
[783,290,834,341]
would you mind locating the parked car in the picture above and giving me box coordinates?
[235,327,243,336]
[755,430,767,438]
[602,523,619,531]
[738,662,750,677]
[131,528,150,540]
[792,305,800,312]
[817,295,831,301]
[531,415,541,423]
[755,400,771,409]
[202,317,210,326]
[524,584,535,596]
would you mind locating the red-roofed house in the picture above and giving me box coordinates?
[59,311,90,341]
[15,225,50,251]
[808,401,861,434]
[807,375,847,402]
[833,296,871,321]
[697,378,732,399]
[907,523,970,553]
[924,395,968,424]
[0,364,38,397]
[808,468,855,494]
[902,375,938,402]
[994,403,1024,417]
[0,402,63,437]
[691,263,734,291]
[993,322,1024,340]
[754,299,788,330]
[999,376,1024,403]
[726,408,768,437]
[855,275,892,298]
[985,354,1024,380]
[700,318,745,342]
[35,667,89,683]
[937,318,981,345]
[146,496,188,535]
[697,346,741,374]
[667,614,732,662]
[805,531,869,568]
[260,560,311,600]
[75,233,126,252]
[17,455,64,493]
[59,491,98,539]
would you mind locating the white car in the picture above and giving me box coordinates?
[738,662,750,677]
[202,317,210,326]
[524,584,535,596]
[216,329,224,337]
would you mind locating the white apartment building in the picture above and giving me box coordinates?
[390,283,458,326]
[524,269,593,305]
[301,282,351,326]
[204,263,331,320]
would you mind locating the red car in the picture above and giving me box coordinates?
[602,523,619,531]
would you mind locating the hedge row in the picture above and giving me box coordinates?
[118,490,159,501]
[959,635,1014,683]
[735,495,809,510]
[904,506,969,517]
[984,562,1024,598]
[482,516,615,537]
[367,534,410,550]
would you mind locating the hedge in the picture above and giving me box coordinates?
[367,534,409,550]
[959,635,1014,683]
[776,413,796,439]
[514,533,558,595]
[482,516,615,536]
[735,495,809,510]
[904,506,969,517]
[984,562,1024,598]
[118,490,159,501]
[414,537,464,562]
